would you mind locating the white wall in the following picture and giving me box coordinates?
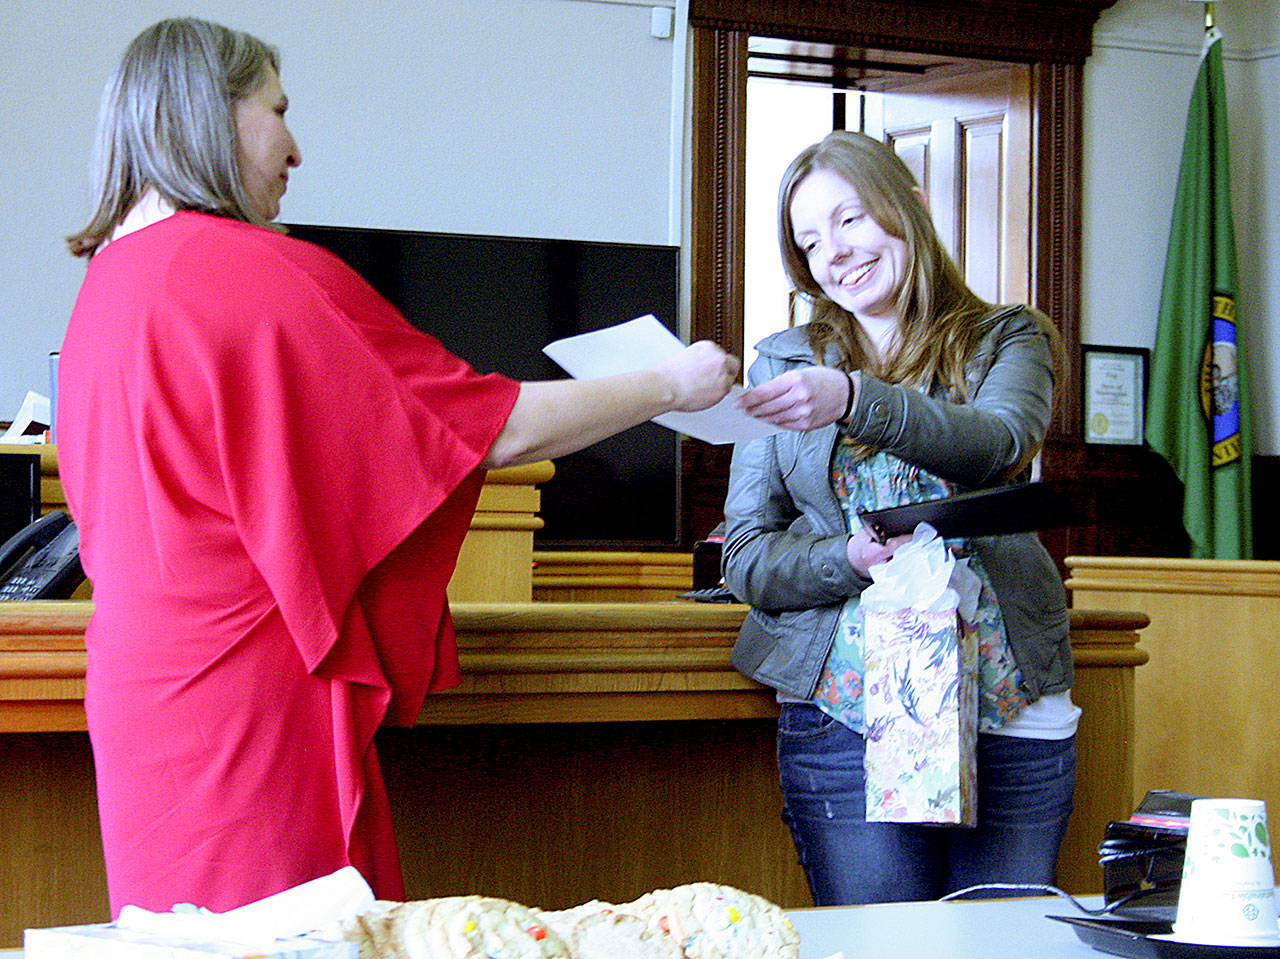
[1082,0,1280,453]
[5,0,1279,455]
[0,0,678,421]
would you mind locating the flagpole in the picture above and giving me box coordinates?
[1150,0,1253,558]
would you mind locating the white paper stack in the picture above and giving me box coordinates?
[542,314,780,446]
[1,390,51,444]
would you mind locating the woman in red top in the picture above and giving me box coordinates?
[59,17,737,917]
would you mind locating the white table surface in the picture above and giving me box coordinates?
[786,894,1110,959]
[787,890,1280,959]
[10,901,1099,959]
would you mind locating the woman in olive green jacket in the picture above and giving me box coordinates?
[721,130,1077,906]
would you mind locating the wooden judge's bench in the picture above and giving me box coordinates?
[0,451,1147,947]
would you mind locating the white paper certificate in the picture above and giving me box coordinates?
[542,315,781,445]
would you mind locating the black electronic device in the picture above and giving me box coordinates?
[1050,913,1280,959]
[1097,789,1199,921]
[0,451,40,544]
[285,222,681,547]
[0,510,86,600]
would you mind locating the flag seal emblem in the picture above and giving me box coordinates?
[1199,292,1241,467]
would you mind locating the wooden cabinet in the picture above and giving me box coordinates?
[0,601,1145,945]
[0,447,553,604]
[1067,557,1280,839]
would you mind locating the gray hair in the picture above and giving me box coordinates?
[68,18,281,257]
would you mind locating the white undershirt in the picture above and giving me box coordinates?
[103,189,176,248]
[776,688,1080,740]
[984,689,1081,740]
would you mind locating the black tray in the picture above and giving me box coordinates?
[1049,915,1280,959]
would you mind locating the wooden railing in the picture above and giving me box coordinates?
[1,599,1145,947]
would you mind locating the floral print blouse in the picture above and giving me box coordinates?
[812,436,1029,733]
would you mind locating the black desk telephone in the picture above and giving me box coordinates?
[0,510,86,600]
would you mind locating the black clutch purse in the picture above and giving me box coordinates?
[855,481,1082,544]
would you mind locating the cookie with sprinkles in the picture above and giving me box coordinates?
[538,904,682,959]
[626,882,800,959]
[398,895,572,959]
[337,899,406,959]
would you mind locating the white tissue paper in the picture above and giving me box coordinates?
[861,523,981,619]
[24,867,372,959]
[860,523,981,825]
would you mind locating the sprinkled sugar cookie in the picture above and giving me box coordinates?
[341,896,570,959]
[338,900,406,959]
[625,882,801,959]
[397,895,571,959]
[338,882,798,959]
[538,905,682,959]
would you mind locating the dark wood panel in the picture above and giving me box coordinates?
[1044,445,1274,568]
[1030,61,1085,440]
[1040,437,1190,576]
[383,721,809,911]
[688,0,1116,64]
[1253,454,1280,560]
[690,26,747,362]
[681,438,733,548]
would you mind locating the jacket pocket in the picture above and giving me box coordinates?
[730,605,839,699]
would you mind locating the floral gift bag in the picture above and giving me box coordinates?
[861,524,981,826]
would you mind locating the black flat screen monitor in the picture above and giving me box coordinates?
[0,452,40,545]
[285,223,681,547]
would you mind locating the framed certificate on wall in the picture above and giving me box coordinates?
[1082,346,1149,446]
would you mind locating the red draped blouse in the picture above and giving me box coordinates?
[57,212,520,916]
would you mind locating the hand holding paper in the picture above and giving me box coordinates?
[736,365,854,432]
[652,339,743,413]
[543,315,781,445]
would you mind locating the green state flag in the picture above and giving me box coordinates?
[1146,26,1252,559]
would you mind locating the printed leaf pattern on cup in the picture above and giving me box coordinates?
[1213,807,1272,859]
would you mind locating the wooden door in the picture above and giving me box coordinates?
[863,64,1032,305]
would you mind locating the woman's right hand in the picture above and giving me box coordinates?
[846,526,912,578]
[736,366,856,431]
[655,341,741,412]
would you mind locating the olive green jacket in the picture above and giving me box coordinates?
[722,305,1072,701]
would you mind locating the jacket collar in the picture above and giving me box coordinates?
[753,324,842,366]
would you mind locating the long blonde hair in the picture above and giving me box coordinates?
[779,131,1015,401]
[67,18,281,257]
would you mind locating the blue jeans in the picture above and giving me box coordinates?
[777,702,1076,906]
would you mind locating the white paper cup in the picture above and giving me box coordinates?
[1172,798,1280,945]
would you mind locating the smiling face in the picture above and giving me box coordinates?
[789,167,908,334]
[233,66,300,221]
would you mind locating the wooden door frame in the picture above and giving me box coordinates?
[687,0,1118,442]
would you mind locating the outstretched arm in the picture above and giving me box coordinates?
[483,341,739,468]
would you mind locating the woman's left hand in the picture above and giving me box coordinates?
[737,367,855,431]
[846,527,912,578]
